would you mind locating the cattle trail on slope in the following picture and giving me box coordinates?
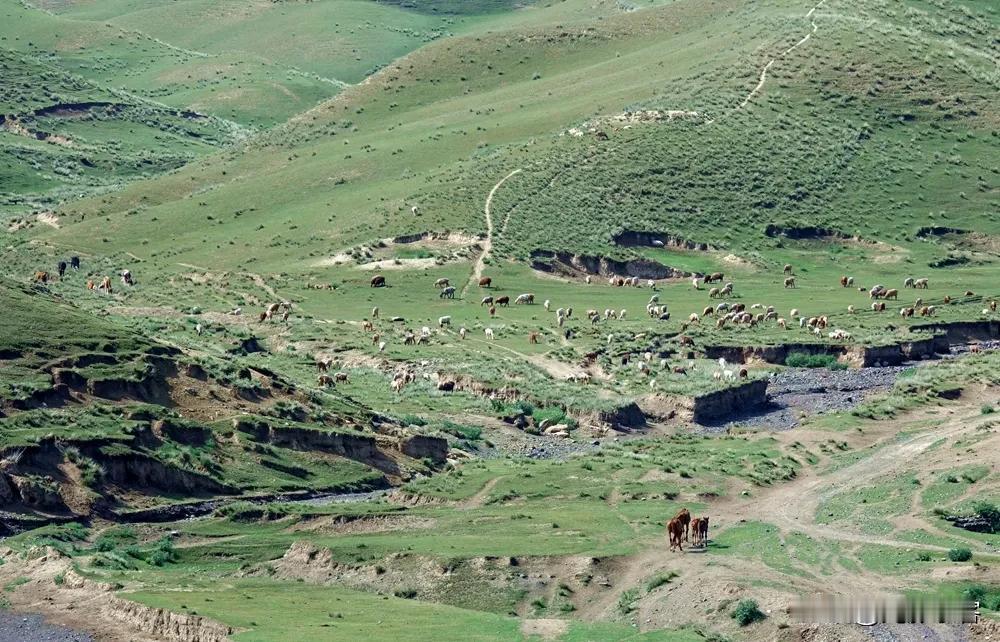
[463,168,522,296]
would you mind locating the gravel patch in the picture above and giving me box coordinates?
[0,612,93,642]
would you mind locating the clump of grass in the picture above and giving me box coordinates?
[617,588,639,615]
[441,421,482,441]
[645,571,679,592]
[947,547,972,562]
[785,352,845,369]
[732,599,766,626]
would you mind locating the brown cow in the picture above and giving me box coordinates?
[479,277,492,288]
[496,296,510,307]
[370,275,386,287]
[674,508,691,542]
[667,517,684,552]
[528,332,540,345]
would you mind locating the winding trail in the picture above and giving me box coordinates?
[463,168,522,296]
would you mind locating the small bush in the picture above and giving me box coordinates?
[973,501,1000,533]
[981,404,995,415]
[617,588,639,615]
[916,552,933,562]
[732,599,766,626]
[947,547,972,562]
[645,571,678,592]
[393,588,417,599]
[785,352,844,369]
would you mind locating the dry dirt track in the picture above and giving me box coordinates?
[462,168,522,297]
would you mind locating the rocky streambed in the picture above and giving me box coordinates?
[0,612,93,642]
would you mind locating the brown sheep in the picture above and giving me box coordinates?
[702,306,714,316]
[479,277,492,288]
[705,272,724,283]
[900,307,915,318]
[496,296,510,307]
[372,333,382,345]
[883,288,898,300]
[362,320,374,332]
[317,374,334,387]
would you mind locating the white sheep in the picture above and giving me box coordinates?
[718,357,727,369]
[378,341,387,352]
[649,379,657,390]
[371,306,379,319]
[790,308,799,318]
[691,277,701,290]
[618,309,626,320]
[585,275,592,284]
[799,317,808,328]
[660,358,669,368]
[438,315,451,328]
[195,323,203,335]
[607,334,614,345]
[644,352,653,362]
[459,327,467,340]
[485,328,495,340]
[543,299,551,311]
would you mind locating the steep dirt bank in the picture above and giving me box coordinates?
[529,249,686,279]
[0,548,234,642]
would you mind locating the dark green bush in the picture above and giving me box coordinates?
[732,599,766,626]
[948,547,972,562]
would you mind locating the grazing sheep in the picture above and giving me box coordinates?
[496,296,510,307]
[706,272,724,283]
[618,309,626,320]
[557,315,566,328]
[721,284,733,296]
[411,205,419,215]
[900,307,915,318]
[514,293,534,305]
[712,371,722,381]
[691,277,701,290]
[883,288,898,300]
[334,372,349,383]
[790,308,799,318]
[438,315,452,328]
[648,294,659,305]
[718,358,728,369]
[607,334,614,345]
[440,286,456,299]
[965,290,975,296]
[872,302,886,312]
[870,285,885,299]
[847,277,854,286]
[702,306,714,317]
[709,287,721,298]
[723,370,737,382]
[481,296,493,306]
[195,323,203,335]
[799,317,808,328]
[459,327,467,340]
[371,306,379,319]
[777,317,787,329]
[528,332,540,344]
[420,326,432,339]
[847,305,856,314]
[479,277,492,288]
[920,305,936,316]
[544,299,551,311]
[604,308,613,319]
[839,275,849,287]
[378,341,387,353]
[281,309,290,323]
[990,300,998,312]
[739,368,748,379]
[489,306,497,317]
[403,331,416,345]
[585,275,592,284]
[318,374,334,387]
[649,379,657,390]
[434,278,450,288]
[661,358,669,368]
[372,333,382,346]
[903,277,915,288]
[914,278,928,289]
[644,352,653,362]
[565,307,573,318]
[944,295,952,304]
[647,280,656,288]
[485,328,495,340]
[362,320,374,332]
[914,297,923,308]
[370,275,386,287]
[716,317,726,329]
[783,264,793,275]
[688,313,700,324]
[784,276,796,288]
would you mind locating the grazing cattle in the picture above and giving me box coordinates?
[783,264,793,275]
[674,508,692,542]
[434,278,450,289]
[903,277,915,288]
[70,256,80,270]
[440,286,456,299]
[459,327,467,340]
[317,374,335,387]
[667,517,684,552]
[370,275,386,288]
[705,272,724,283]
[784,276,796,288]
[514,293,534,305]
[738,368,748,379]
[479,277,492,288]
[33,271,49,283]
[914,278,928,289]
[883,288,898,300]
[481,296,494,306]
[362,320,374,332]
[528,332,540,345]
[371,306,379,319]
[489,305,497,317]
[57,261,67,278]
[121,270,134,286]
[485,328,495,340]
[496,296,510,307]
[438,315,452,328]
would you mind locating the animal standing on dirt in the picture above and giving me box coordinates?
[674,508,692,542]
[667,517,684,552]
[370,275,386,287]
[690,517,703,547]
[697,516,709,547]
[479,277,492,288]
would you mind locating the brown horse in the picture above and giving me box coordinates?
[667,517,684,552]
[674,508,691,542]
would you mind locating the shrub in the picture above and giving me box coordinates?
[645,571,678,592]
[973,501,1000,533]
[785,352,844,369]
[916,552,933,562]
[981,404,995,415]
[947,547,972,562]
[393,588,417,599]
[617,588,639,615]
[732,599,766,626]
